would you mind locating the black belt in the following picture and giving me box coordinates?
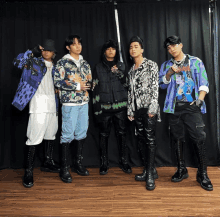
[176,102,190,107]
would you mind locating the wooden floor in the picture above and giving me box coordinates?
[0,167,220,217]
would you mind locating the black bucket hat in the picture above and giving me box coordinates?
[42,39,57,52]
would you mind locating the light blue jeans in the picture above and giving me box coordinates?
[60,103,88,143]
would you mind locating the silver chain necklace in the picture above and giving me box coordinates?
[173,55,186,68]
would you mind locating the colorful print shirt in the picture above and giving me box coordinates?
[174,56,195,102]
[159,55,209,114]
[54,54,92,104]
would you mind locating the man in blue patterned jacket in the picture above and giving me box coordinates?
[159,35,213,191]
[54,35,92,183]
[12,39,60,188]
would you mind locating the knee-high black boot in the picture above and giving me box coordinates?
[194,140,213,191]
[72,139,89,176]
[145,144,157,190]
[40,140,60,173]
[135,138,158,181]
[171,140,189,182]
[100,135,109,175]
[59,143,72,183]
[118,133,132,174]
[23,146,36,188]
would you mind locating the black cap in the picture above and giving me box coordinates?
[42,39,56,52]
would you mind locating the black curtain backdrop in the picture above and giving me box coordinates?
[216,0,220,155]
[0,1,118,169]
[0,0,219,170]
[117,0,219,167]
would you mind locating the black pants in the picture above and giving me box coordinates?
[168,103,206,143]
[99,110,127,137]
[134,112,157,145]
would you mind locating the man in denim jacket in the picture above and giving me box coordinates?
[159,35,213,191]
[12,39,60,188]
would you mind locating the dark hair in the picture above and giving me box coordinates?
[65,35,82,47]
[164,35,181,49]
[101,39,120,63]
[129,36,144,49]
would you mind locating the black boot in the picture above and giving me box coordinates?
[23,146,36,188]
[100,135,109,175]
[194,140,213,191]
[135,167,158,181]
[135,138,158,181]
[171,140,189,182]
[40,140,60,173]
[145,144,157,190]
[72,139,89,176]
[59,143,72,183]
[118,134,132,174]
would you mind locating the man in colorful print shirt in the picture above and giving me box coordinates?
[159,35,213,191]
[54,35,92,183]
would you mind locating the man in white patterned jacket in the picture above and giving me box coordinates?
[127,36,160,191]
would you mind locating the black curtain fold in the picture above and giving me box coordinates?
[215,0,220,160]
[0,0,219,170]
[117,0,219,167]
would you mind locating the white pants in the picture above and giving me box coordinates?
[26,113,58,145]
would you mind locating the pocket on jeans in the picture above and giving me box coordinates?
[62,106,72,121]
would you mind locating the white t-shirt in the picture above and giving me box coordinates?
[29,60,56,113]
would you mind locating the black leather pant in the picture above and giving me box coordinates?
[134,113,157,146]
[99,110,127,138]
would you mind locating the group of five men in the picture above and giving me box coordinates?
[12,34,213,191]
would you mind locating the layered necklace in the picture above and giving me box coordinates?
[173,54,186,68]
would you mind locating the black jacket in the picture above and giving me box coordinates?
[92,61,128,119]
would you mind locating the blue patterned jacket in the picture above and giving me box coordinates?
[54,54,92,104]
[12,50,59,111]
[159,55,209,114]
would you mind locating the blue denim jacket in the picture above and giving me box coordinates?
[159,55,209,114]
[12,50,59,111]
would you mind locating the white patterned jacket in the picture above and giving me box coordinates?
[127,58,160,118]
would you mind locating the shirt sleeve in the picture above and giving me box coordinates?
[92,66,103,117]
[127,71,134,117]
[148,62,159,115]
[197,60,209,94]
[159,61,171,89]
[13,50,33,69]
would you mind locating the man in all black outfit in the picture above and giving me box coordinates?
[92,40,132,175]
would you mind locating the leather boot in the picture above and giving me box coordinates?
[171,140,189,182]
[135,138,158,181]
[194,140,213,191]
[23,146,36,188]
[135,167,158,181]
[71,139,89,176]
[40,140,60,173]
[59,143,72,183]
[145,144,157,190]
[100,135,109,175]
[118,134,132,174]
